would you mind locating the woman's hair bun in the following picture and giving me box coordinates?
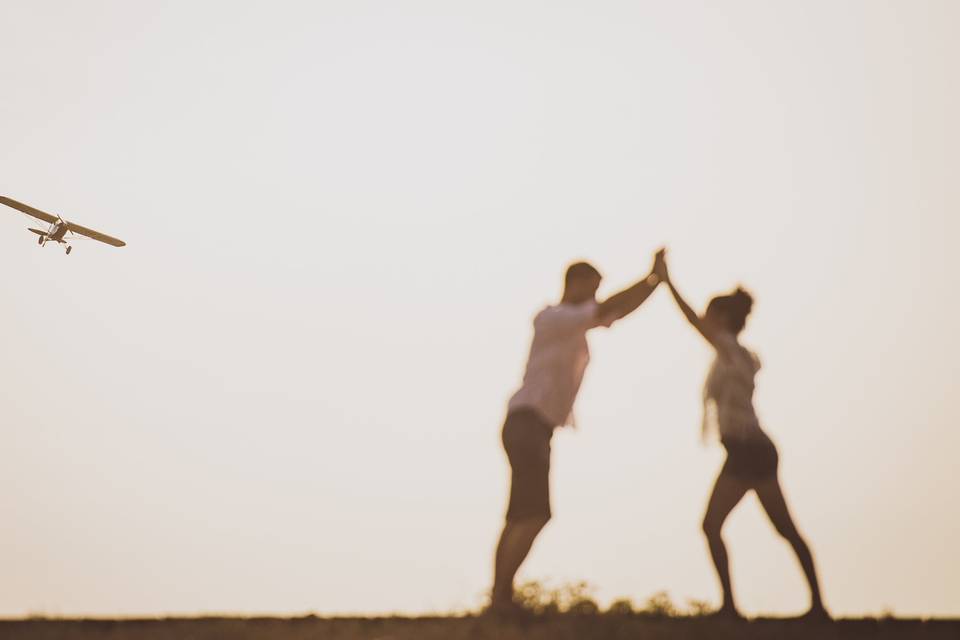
[731,287,754,314]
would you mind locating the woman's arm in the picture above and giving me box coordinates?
[659,262,721,348]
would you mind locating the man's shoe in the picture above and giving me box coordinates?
[482,599,533,620]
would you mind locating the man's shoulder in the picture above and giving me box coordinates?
[533,301,598,332]
[537,301,596,318]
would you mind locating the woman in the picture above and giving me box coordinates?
[658,259,828,620]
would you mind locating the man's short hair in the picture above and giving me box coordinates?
[565,261,602,286]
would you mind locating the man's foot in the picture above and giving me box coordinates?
[483,598,533,620]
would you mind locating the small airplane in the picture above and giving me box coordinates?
[0,195,125,254]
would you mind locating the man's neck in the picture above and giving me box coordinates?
[560,294,593,305]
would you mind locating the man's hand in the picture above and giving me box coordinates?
[652,248,668,283]
[598,247,668,322]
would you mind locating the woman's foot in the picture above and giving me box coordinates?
[801,604,832,622]
[705,603,744,620]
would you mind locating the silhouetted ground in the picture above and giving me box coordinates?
[1,615,957,640]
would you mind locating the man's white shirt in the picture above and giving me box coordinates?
[508,301,614,427]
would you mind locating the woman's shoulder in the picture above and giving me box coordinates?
[714,334,761,370]
[712,332,740,358]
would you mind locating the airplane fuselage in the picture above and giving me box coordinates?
[47,221,68,242]
[29,220,73,253]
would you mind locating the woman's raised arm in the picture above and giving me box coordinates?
[660,262,721,349]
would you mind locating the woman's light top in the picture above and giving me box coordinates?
[703,333,764,441]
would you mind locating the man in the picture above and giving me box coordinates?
[490,249,666,613]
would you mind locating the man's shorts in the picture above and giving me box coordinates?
[502,408,555,521]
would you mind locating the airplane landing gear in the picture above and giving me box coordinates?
[38,235,44,245]
[65,246,72,255]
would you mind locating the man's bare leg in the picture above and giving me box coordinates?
[491,516,549,606]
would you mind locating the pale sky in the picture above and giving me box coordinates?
[1,0,958,619]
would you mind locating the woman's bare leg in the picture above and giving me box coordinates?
[755,477,827,616]
[702,472,751,615]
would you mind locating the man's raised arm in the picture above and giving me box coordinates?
[596,248,666,323]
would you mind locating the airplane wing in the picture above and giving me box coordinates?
[1,195,126,247]
[0,195,58,224]
[65,221,126,247]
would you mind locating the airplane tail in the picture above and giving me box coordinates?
[28,228,46,236]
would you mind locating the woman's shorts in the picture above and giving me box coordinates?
[721,433,779,483]
[502,408,554,521]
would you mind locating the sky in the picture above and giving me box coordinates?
[0,0,958,619]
